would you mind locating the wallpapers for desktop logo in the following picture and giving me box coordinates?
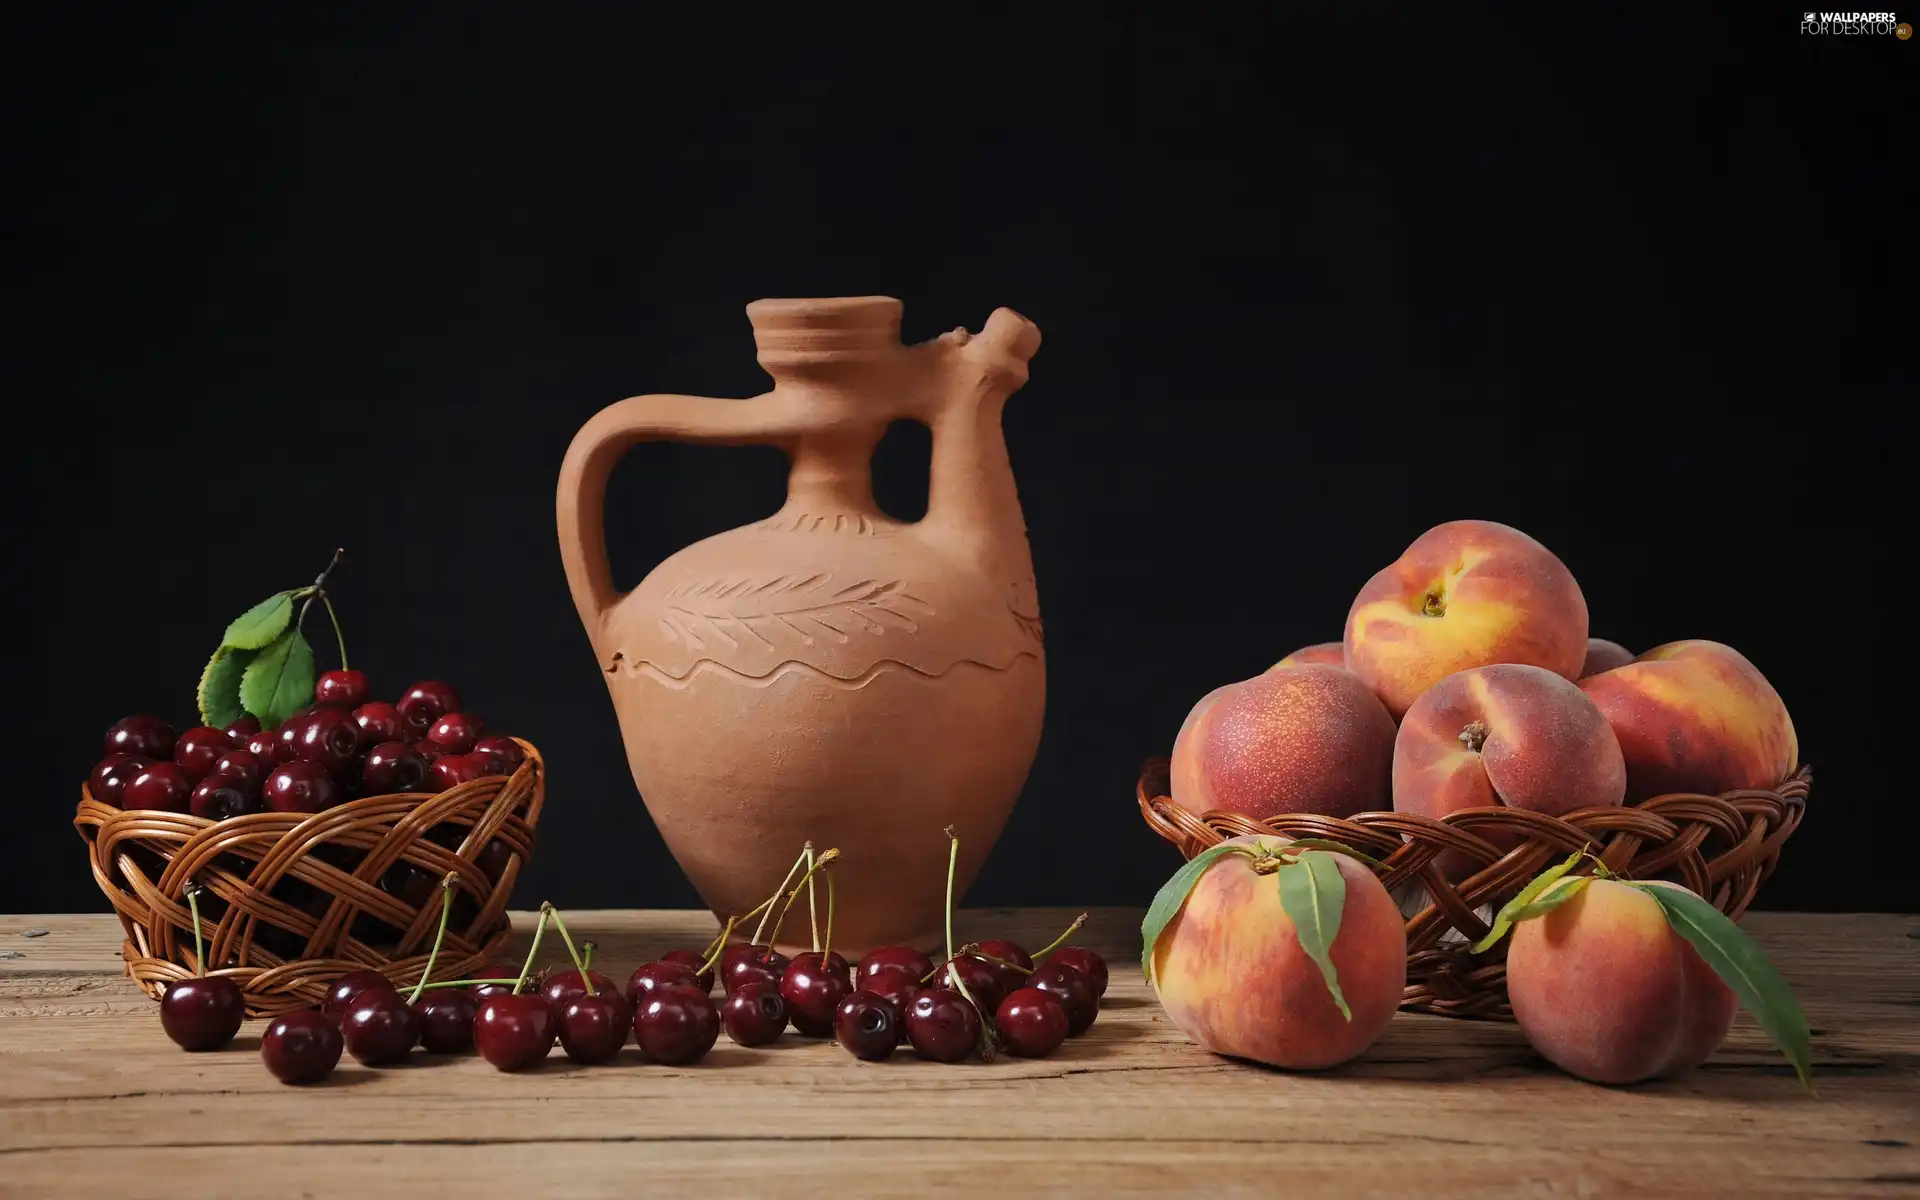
[1798,10,1909,34]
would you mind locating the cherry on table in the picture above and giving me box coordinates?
[475,993,554,1071]
[262,1009,343,1084]
[429,754,489,791]
[105,715,176,759]
[996,987,1068,1058]
[173,726,232,780]
[1045,947,1109,997]
[943,954,1008,1016]
[721,945,789,995]
[223,715,262,747]
[905,987,981,1063]
[398,681,461,736]
[121,762,194,813]
[160,976,245,1051]
[471,963,524,1003]
[659,948,714,992]
[975,938,1034,994]
[1026,962,1099,1035]
[780,953,853,1036]
[472,736,525,775]
[543,968,620,1012]
[322,968,397,1024]
[834,991,901,1061]
[362,741,430,795]
[858,945,934,984]
[191,774,260,821]
[720,980,787,1046]
[862,967,925,1032]
[414,989,478,1053]
[351,702,405,745]
[627,960,701,1007]
[88,754,152,807]
[635,983,719,1064]
[343,988,421,1065]
[294,708,363,775]
[560,992,631,1064]
[263,761,340,813]
[427,712,484,754]
[315,668,370,709]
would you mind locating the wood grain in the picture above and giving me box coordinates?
[2,908,1915,1198]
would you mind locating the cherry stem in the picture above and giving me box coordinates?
[749,846,813,949]
[763,848,842,954]
[805,842,820,954]
[705,897,772,956]
[938,826,996,1060]
[405,873,460,1005]
[822,871,835,966]
[546,903,594,997]
[582,941,596,972]
[415,977,522,992]
[290,549,348,651]
[1029,913,1090,963]
[184,881,207,977]
[513,907,551,995]
[320,592,349,672]
[698,916,740,978]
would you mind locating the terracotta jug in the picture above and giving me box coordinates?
[557,297,1046,953]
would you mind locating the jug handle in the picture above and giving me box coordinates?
[556,392,783,638]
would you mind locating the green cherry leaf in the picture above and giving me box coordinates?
[197,646,256,729]
[1277,850,1351,1021]
[1141,842,1258,986]
[240,628,315,728]
[1629,882,1815,1092]
[1471,848,1589,954]
[222,590,298,651]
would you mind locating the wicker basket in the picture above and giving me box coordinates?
[1137,756,1807,1020]
[74,739,544,1017]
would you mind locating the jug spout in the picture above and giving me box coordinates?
[920,308,1043,584]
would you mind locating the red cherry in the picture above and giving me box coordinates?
[543,968,620,1012]
[121,762,194,812]
[362,741,431,795]
[1026,962,1099,1035]
[833,991,901,1061]
[721,981,788,1045]
[904,987,981,1062]
[88,754,152,807]
[275,715,313,763]
[779,954,853,1037]
[559,992,631,1064]
[429,754,489,791]
[427,712,484,754]
[862,965,926,1021]
[474,993,554,1071]
[190,775,260,820]
[1046,947,1110,998]
[160,976,245,1051]
[104,715,176,759]
[659,948,714,992]
[995,987,1068,1057]
[626,961,701,1007]
[262,1009,342,1084]
[245,728,295,767]
[397,681,461,736]
[410,739,451,764]
[263,762,340,813]
[413,989,478,1054]
[171,727,230,780]
[315,669,370,709]
[293,708,363,774]
[223,715,261,747]
[342,988,421,1065]
[350,702,405,745]
[472,736,526,775]
[858,945,934,984]
[975,938,1034,995]
[207,748,267,790]
[721,945,789,995]
[634,983,719,1064]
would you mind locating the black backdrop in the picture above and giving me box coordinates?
[5,5,1907,916]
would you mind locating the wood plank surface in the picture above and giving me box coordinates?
[2,908,1915,1198]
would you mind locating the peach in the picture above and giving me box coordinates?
[1170,664,1396,821]
[1578,640,1797,801]
[1393,663,1625,877]
[1345,520,1589,717]
[1150,834,1406,1069]
[1272,641,1345,670]
[1580,637,1635,678]
[1506,878,1736,1084]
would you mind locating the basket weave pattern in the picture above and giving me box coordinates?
[73,740,544,1017]
[1138,756,1807,1019]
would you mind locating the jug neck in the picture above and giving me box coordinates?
[781,427,883,517]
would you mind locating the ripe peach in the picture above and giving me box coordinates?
[1578,640,1797,801]
[1393,664,1625,877]
[1506,878,1736,1085]
[1272,641,1345,670]
[1345,520,1589,717]
[1151,835,1406,1069]
[1170,664,1396,821]
[1580,637,1634,678]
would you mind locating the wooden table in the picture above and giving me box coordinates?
[2,908,1914,1197]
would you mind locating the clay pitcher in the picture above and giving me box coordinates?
[557,297,1046,953]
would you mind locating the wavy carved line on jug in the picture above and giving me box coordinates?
[655,573,934,651]
[605,651,1041,691]
[754,512,880,536]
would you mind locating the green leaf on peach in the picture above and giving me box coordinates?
[221,590,299,651]
[1277,850,1351,1021]
[240,627,315,729]
[197,645,255,729]
[1471,848,1588,953]
[1140,841,1257,987]
[1629,881,1815,1092]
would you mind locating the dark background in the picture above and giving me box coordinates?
[5,5,1908,916]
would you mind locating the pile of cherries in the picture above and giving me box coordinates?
[85,671,528,820]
